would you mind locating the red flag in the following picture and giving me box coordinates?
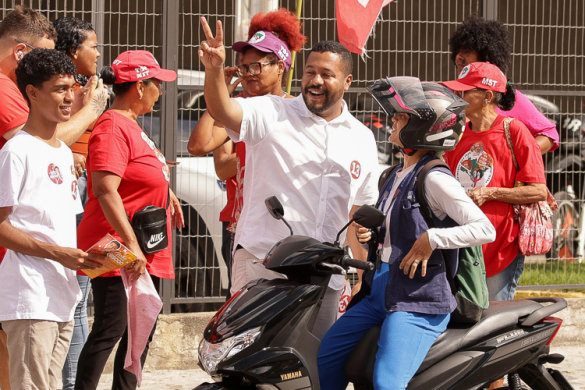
[336,0,394,56]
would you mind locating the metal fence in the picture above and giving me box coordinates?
[1,0,583,314]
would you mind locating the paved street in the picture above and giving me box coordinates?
[98,345,584,389]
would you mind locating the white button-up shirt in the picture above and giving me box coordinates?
[226,95,379,289]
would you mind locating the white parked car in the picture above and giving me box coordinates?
[139,70,229,312]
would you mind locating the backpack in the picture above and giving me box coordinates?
[379,159,489,323]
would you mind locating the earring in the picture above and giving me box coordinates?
[17,51,24,61]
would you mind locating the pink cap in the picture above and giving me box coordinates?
[111,50,177,84]
[441,62,507,93]
[232,31,292,70]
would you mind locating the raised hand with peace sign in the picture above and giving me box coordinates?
[198,16,244,133]
[198,17,226,69]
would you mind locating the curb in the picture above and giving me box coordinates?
[515,291,585,299]
[96,298,585,373]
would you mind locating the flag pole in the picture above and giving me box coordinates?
[285,0,303,95]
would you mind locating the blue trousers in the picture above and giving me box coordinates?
[317,263,449,390]
[64,173,90,389]
[62,274,91,390]
[487,251,525,301]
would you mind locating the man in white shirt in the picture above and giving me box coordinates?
[198,18,379,339]
[0,48,103,390]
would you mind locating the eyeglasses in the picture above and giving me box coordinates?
[236,62,277,78]
[14,38,35,50]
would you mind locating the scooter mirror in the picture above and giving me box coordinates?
[353,205,385,229]
[265,196,285,220]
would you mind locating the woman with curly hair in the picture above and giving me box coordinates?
[53,17,101,390]
[448,15,558,154]
[188,8,306,295]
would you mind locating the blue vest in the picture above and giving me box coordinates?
[363,154,458,315]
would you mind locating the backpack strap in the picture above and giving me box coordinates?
[416,159,450,226]
[415,158,458,294]
[376,164,401,209]
[378,165,400,192]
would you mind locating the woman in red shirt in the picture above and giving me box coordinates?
[442,62,547,304]
[75,50,183,390]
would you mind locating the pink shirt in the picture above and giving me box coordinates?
[496,90,559,152]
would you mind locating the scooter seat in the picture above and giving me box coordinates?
[344,299,543,384]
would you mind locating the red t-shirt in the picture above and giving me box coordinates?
[0,72,29,149]
[444,116,546,277]
[221,93,246,230]
[228,142,246,232]
[77,110,174,278]
[219,174,237,222]
[0,71,29,263]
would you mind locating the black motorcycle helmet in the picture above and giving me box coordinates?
[367,77,468,155]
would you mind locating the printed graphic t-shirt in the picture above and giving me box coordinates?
[0,131,82,322]
[444,116,546,276]
[77,110,174,278]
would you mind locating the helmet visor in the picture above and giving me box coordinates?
[367,77,434,120]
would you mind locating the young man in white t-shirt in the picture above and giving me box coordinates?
[0,48,104,390]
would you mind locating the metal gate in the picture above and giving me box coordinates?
[1,0,583,314]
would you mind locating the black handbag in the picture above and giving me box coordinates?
[131,205,168,254]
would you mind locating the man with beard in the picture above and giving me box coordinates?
[198,17,378,339]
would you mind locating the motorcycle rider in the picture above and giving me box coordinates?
[317,78,496,390]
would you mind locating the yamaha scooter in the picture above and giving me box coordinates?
[195,197,574,390]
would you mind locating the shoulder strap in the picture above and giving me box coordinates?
[503,117,519,172]
[415,158,458,294]
[416,159,450,226]
[378,164,400,192]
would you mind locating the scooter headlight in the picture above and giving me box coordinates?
[198,326,262,375]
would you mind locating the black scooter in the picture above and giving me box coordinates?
[194,197,574,390]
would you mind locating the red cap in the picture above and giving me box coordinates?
[441,62,507,93]
[111,50,177,84]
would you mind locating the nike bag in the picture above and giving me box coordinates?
[131,206,168,254]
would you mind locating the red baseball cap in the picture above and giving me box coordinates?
[111,50,177,84]
[441,62,507,93]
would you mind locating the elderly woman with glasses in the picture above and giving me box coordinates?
[441,62,547,306]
